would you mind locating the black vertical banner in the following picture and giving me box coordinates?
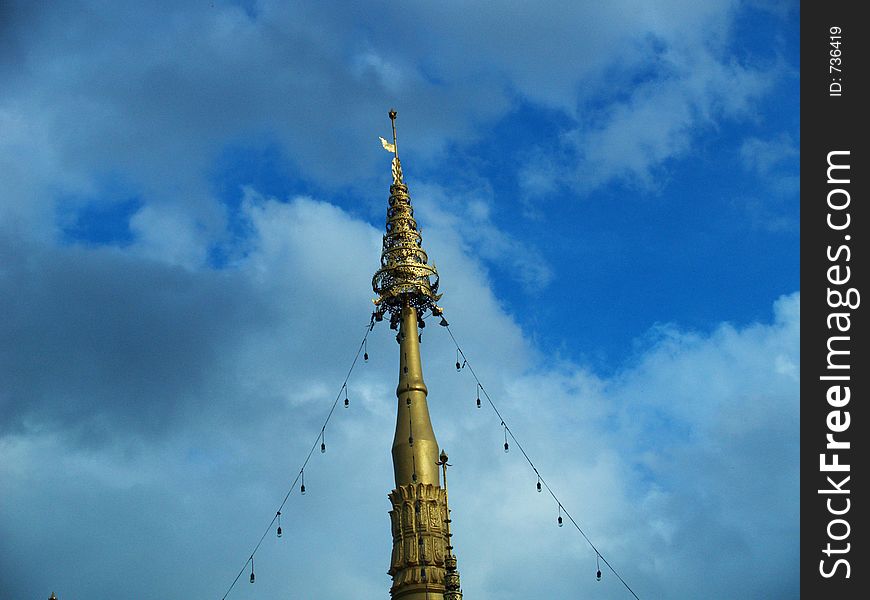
[801,2,866,598]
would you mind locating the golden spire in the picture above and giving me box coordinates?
[372,109,443,331]
[374,110,460,600]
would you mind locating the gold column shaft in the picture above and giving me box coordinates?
[388,302,448,600]
[392,303,440,487]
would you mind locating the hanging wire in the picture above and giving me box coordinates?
[276,511,282,538]
[597,552,603,581]
[320,428,327,454]
[219,323,373,600]
[220,313,641,599]
[442,320,642,600]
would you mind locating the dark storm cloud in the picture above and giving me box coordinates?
[0,190,397,449]
[0,233,268,442]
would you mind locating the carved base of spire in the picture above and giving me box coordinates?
[388,483,449,599]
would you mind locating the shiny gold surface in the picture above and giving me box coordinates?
[374,110,462,600]
[372,110,442,327]
[392,304,440,486]
[388,483,449,599]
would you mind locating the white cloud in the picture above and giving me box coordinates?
[741,135,799,176]
[557,46,772,192]
[413,181,554,293]
[128,203,217,267]
[0,3,798,598]
[738,135,799,232]
[0,192,797,598]
[1,0,787,246]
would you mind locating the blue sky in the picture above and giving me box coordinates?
[1,1,799,599]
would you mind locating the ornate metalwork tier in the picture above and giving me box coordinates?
[372,180,442,326]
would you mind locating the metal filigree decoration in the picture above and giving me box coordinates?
[372,110,443,327]
[387,483,449,591]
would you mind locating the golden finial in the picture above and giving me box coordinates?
[379,108,403,184]
[373,110,442,327]
[389,108,399,157]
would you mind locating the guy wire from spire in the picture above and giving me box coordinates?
[219,321,375,600]
[441,319,642,600]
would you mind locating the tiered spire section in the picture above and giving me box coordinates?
[374,110,462,600]
[372,109,443,331]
